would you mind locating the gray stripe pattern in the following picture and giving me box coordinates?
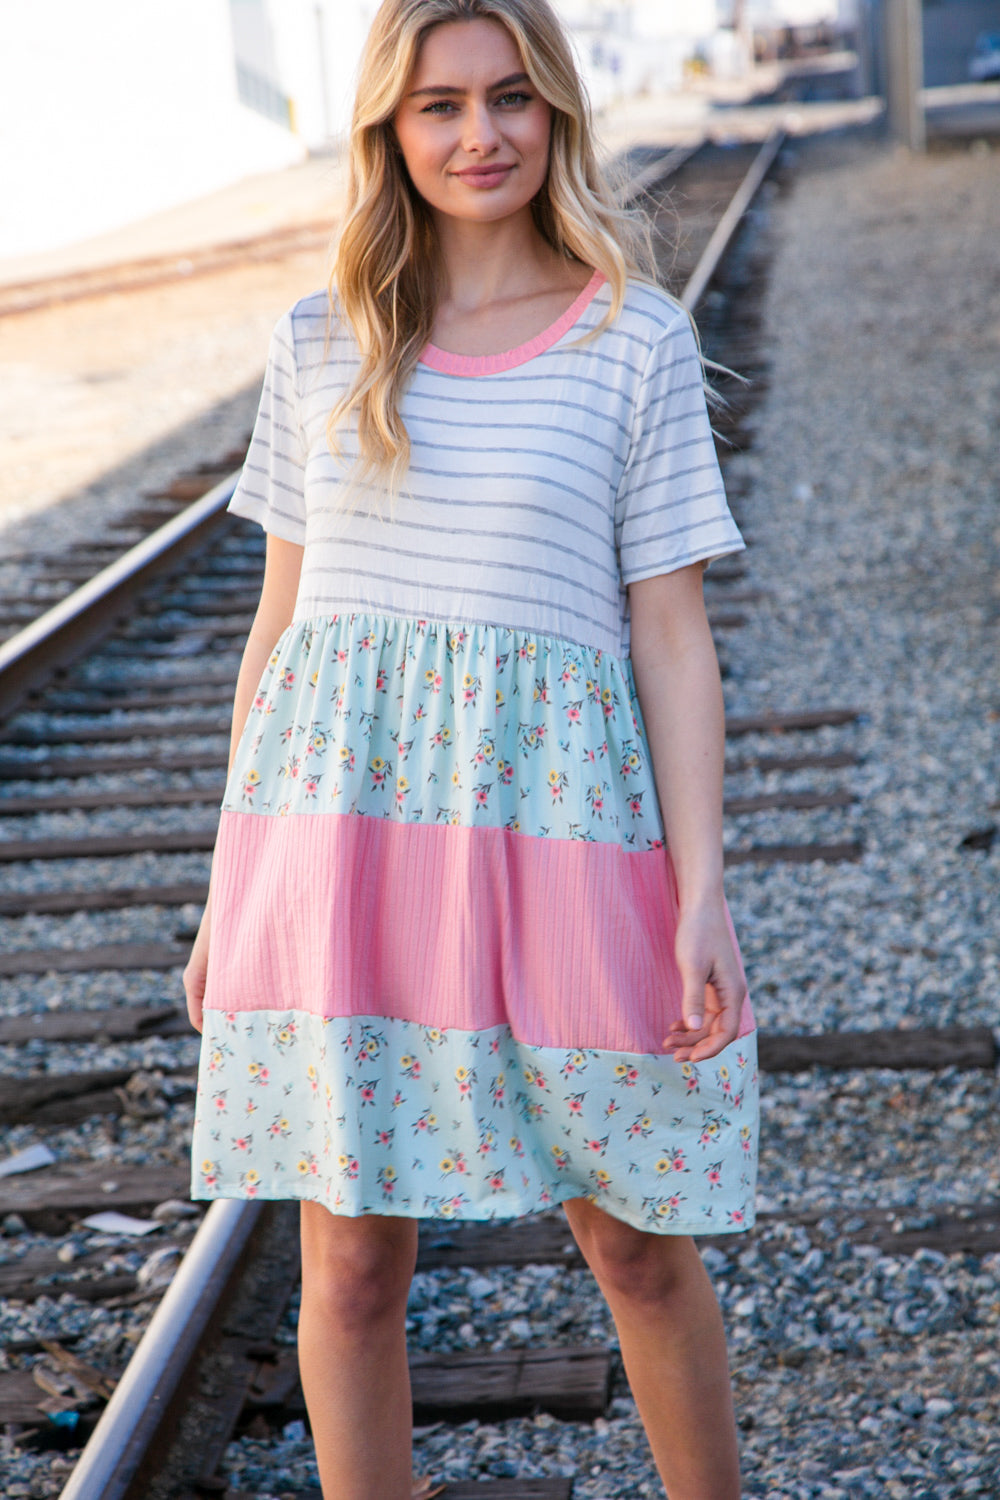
[229,281,743,656]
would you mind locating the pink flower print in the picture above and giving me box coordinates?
[455,1065,474,1098]
[672,1151,687,1172]
[705,1163,723,1189]
[700,1121,721,1147]
[253,692,266,711]
[473,785,490,807]
[489,1036,501,1055]
[241,1170,260,1196]
[395,775,410,805]
[369,755,389,789]
[414,1110,438,1135]
[400,1054,421,1079]
[376,1128,394,1146]
[509,1135,525,1158]
[604,1098,620,1119]
[337,1153,360,1179]
[561,1051,587,1078]
[392,1090,405,1108]
[550,1145,570,1169]
[740,1125,753,1153]
[490,1072,506,1102]
[462,672,481,704]
[303,778,320,798]
[376,667,387,691]
[378,1165,397,1193]
[628,794,644,816]
[592,1168,611,1192]
[533,681,550,704]
[560,664,579,684]
[200,1157,218,1182]
[359,629,377,651]
[455,1154,469,1175]
[424,669,443,693]
[585,1136,609,1155]
[359,1081,377,1106]
[566,1093,585,1115]
[232,1136,250,1152]
[547,768,568,802]
[717,1064,733,1096]
[728,1208,746,1227]
[247,1062,269,1086]
[241,769,260,799]
[565,702,582,724]
[496,759,514,786]
[620,747,641,777]
[213,1092,227,1112]
[488,1170,506,1192]
[613,1063,639,1087]
[278,669,295,690]
[430,727,452,748]
[412,702,427,721]
[338,746,356,773]
[601,687,614,717]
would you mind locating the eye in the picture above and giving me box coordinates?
[420,99,457,115]
[495,90,532,107]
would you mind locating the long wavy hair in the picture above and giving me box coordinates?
[327,0,659,506]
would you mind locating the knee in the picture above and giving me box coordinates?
[569,1205,697,1308]
[300,1206,416,1330]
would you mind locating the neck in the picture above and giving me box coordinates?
[431,208,564,313]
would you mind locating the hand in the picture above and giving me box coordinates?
[661,901,746,1064]
[183,914,211,1035]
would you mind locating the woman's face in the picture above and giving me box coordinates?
[392,18,552,228]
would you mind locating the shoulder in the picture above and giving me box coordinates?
[616,280,694,359]
[272,289,359,377]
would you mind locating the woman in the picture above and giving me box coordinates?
[186,2,759,1496]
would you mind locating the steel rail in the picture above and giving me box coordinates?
[57,1199,261,1500]
[0,473,237,723]
[680,124,786,312]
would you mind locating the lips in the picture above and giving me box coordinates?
[454,163,514,186]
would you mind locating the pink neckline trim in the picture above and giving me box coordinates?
[419,269,606,377]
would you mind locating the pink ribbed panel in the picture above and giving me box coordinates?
[206,811,755,1054]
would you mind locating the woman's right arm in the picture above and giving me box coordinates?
[183,533,305,1032]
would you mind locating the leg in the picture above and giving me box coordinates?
[563,1197,740,1500]
[299,1202,418,1500]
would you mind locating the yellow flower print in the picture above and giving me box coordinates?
[383,1165,397,1181]
[439,1157,455,1173]
[462,672,474,689]
[244,769,260,786]
[396,775,409,792]
[297,1160,311,1175]
[307,1065,317,1080]
[455,1066,469,1082]
[338,746,353,764]
[451,769,461,786]
[594,1169,611,1186]
[337,1154,350,1170]
[371,756,386,772]
[547,769,561,785]
[427,1029,442,1043]
[201,1159,215,1174]
[427,1113,438,1127]
[247,1062,261,1077]
[614,1063,629,1078]
[244,1169,260,1185]
[277,1028,291,1044]
[601,687,613,706]
[655,1157,671,1174]
[496,689,504,707]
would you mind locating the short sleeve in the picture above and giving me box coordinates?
[228,310,308,544]
[615,310,744,585]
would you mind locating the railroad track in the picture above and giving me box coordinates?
[3,129,996,1499]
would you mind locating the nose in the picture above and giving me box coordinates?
[462,99,501,155]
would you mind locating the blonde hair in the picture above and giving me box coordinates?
[327,0,658,504]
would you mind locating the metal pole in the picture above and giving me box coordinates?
[884,0,925,151]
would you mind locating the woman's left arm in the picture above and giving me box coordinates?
[628,562,746,1063]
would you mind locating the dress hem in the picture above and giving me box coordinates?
[189,1181,756,1237]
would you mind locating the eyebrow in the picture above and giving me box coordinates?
[407,71,530,98]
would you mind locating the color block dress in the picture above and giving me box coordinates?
[190,271,759,1234]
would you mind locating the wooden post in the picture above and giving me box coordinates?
[884,0,925,151]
